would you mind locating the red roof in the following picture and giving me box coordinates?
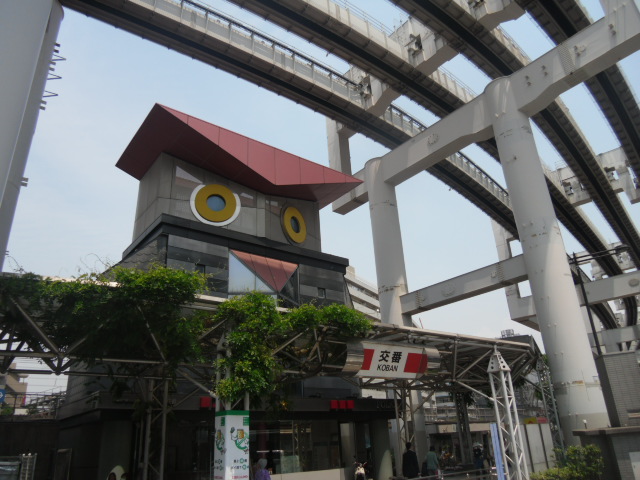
[116,104,362,208]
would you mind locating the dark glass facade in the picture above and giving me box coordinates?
[117,214,352,309]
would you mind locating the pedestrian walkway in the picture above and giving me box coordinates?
[392,469,495,480]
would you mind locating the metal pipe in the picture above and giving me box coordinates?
[572,253,603,356]
[143,379,154,480]
[393,389,403,478]
[159,377,169,480]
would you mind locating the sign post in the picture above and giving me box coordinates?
[213,410,250,480]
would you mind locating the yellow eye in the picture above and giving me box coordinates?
[282,206,306,244]
[190,184,240,225]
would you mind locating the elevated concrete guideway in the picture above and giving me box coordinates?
[225,0,471,117]
[390,0,640,268]
[3,0,640,459]
[517,0,640,181]
[17,0,621,333]
[345,0,640,445]
[216,0,637,327]
[0,1,634,327]
[334,2,640,211]
[218,0,635,280]
[334,3,640,213]
[8,0,631,292]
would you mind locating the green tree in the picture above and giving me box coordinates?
[212,292,373,406]
[1,271,372,408]
[531,445,604,480]
[0,265,210,375]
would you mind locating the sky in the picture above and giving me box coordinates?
[6,0,640,391]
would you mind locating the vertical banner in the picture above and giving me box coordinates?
[213,410,250,480]
[490,422,506,480]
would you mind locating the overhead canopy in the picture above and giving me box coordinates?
[116,104,362,208]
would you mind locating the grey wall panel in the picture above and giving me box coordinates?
[133,154,327,251]
[325,288,346,302]
[299,284,319,297]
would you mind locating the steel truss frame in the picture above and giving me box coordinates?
[1,294,542,479]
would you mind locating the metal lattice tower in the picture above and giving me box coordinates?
[488,348,529,480]
[535,358,565,453]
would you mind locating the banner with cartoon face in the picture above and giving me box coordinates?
[213,410,250,480]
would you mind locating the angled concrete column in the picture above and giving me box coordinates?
[365,157,411,328]
[486,78,608,445]
[0,0,63,270]
[326,119,353,175]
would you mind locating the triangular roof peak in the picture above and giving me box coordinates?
[116,104,361,208]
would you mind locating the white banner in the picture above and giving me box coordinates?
[213,410,250,480]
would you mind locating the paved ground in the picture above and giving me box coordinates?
[390,471,495,480]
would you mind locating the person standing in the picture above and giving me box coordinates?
[422,446,440,477]
[254,458,271,480]
[402,442,420,478]
[472,443,486,477]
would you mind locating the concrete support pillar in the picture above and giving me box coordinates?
[370,418,393,480]
[365,157,411,327]
[486,78,608,445]
[340,422,356,471]
[365,157,429,471]
[326,119,352,175]
[0,0,63,270]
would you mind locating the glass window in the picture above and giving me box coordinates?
[250,420,341,474]
[205,264,228,296]
[207,195,226,212]
[278,271,299,308]
[167,258,196,271]
[228,254,274,294]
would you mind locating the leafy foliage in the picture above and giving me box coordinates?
[317,302,372,337]
[0,265,209,370]
[212,292,373,404]
[530,445,604,480]
[2,271,373,409]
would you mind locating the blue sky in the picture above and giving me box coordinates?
[6,0,639,391]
